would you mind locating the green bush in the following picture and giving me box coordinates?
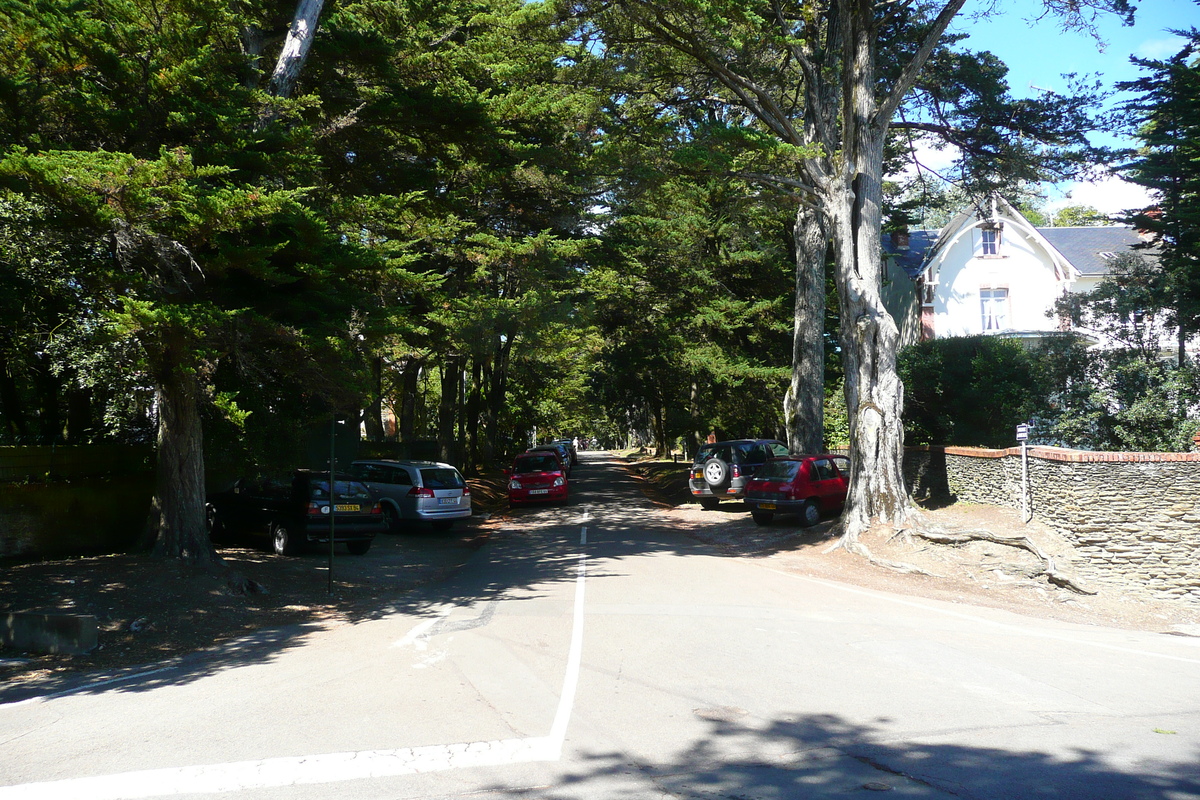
[899,336,1042,448]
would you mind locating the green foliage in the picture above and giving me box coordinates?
[1033,338,1200,452]
[901,333,1200,452]
[1052,204,1111,226]
[1053,252,1173,357]
[900,336,1043,448]
[1116,29,1200,354]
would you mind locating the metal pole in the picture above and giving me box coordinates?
[1021,438,1030,524]
[329,414,336,594]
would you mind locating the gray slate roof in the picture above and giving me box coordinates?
[1036,227,1150,276]
[881,225,1152,280]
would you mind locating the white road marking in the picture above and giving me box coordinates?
[390,604,454,650]
[0,527,591,799]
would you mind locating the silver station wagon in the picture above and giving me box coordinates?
[351,459,472,532]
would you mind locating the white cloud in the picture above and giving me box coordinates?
[1136,36,1188,60]
[1046,175,1155,216]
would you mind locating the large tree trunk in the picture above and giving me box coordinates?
[267,0,324,99]
[483,334,513,463]
[398,356,421,441]
[0,349,31,443]
[437,357,462,464]
[150,353,220,565]
[363,355,385,441]
[829,141,911,540]
[784,204,827,455]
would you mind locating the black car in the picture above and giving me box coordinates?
[206,470,385,556]
[688,438,790,509]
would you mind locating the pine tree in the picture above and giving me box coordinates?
[1117,26,1200,364]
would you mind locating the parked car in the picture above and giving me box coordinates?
[550,438,578,466]
[689,438,790,508]
[206,470,384,556]
[350,459,472,532]
[744,454,851,526]
[529,443,572,476]
[506,451,569,505]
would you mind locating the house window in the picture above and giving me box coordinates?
[981,288,1010,331]
[920,279,936,306]
[980,227,1001,256]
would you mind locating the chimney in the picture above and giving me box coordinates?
[890,227,911,250]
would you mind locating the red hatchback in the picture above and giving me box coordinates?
[743,454,850,527]
[507,451,569,506]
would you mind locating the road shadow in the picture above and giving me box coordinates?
[0,453,723,703]
[490,711,1200,800]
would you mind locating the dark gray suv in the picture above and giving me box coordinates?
[688,438,789,509]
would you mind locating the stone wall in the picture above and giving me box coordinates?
[914,446,1200,601]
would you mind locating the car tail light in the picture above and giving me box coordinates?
[371,502,383,515]
[408,486,435,498]
[306,501,326,516]
[731,465,742,478]
[462,485,471,496]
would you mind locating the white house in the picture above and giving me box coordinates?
[882,195,1181,354]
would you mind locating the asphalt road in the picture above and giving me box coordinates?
[2,452,1199,799]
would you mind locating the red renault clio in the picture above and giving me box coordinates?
[743,454,850,527]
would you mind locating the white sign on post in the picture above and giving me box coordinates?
[1016,424,1029,442]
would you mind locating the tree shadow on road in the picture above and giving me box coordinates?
[497,711,1200,800]
[0,454,719,702]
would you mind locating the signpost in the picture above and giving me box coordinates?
[329,415,337,594]
[1017,423,1031,523]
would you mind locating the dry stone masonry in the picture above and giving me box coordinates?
[904,446,1200,602]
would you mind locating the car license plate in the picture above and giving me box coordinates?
[438,497,458,505]
[335,504,359,512]
[759,502,776,510]
[529,489,549,495]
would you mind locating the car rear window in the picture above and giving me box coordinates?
[515,455,559,473]
[352,463,411,485]
[754,460,802,481]
[694,444,732,464]
[311,480,372,501]
[419,468,464,489]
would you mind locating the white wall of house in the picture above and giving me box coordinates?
[928,220,1068,338]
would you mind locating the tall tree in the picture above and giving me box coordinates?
[1117,25,1200,365]
[579,0,1132,542]
[0,0,374,568]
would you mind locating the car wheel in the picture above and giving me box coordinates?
[271,523,300,556]
[799,499,821,528]
[703,458,730,489]
[346,540,372,555]
[432,519,454,532]
[699,497,720,510]
[751,511,773,526]
[383,505,401,535]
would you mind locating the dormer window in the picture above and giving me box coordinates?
[980,226,1001,257]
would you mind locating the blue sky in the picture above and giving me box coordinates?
[941,0,1198,214]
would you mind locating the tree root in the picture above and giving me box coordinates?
[826,533,943,578]
[913,527,1096,596]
